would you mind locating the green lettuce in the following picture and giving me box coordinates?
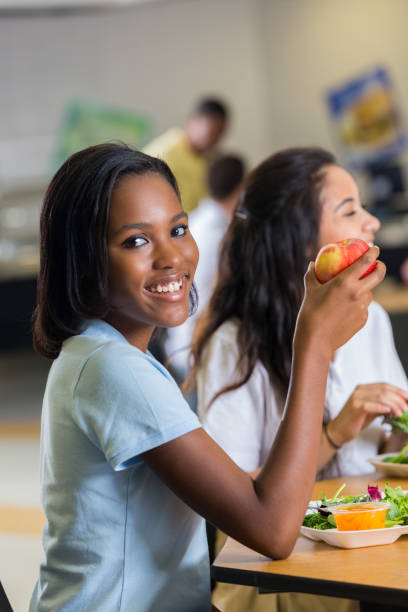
[302,512,336,530]
[302,483,408,530]
[383,482,408,526]
[383,444,408,464]
[303,483,370,530]
[384,411,408,434]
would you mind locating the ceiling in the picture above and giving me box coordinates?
[0,0,162,14]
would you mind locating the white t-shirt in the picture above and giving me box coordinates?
[164,197,229,375]
[197,302,408,478]
[30,320,210,612]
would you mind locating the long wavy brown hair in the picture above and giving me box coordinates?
[187,147,336,406]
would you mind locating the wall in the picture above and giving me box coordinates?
[259,0,408,174]
[0,0,271,188]
[2,0,408,190]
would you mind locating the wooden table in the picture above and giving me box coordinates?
[212,474,408,610]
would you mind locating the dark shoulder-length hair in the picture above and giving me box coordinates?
[33,142,195,359]
[189,146,336,403]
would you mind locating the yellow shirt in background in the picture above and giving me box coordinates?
[144,128,207,213]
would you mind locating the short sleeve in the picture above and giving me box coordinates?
[72,344,201,470]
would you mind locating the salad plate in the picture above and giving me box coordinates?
[300,524,408,549]
[368,453,408,477]
[302,483,408,548]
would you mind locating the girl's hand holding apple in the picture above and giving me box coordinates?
[294,245,386,359]
[315,238,376,284]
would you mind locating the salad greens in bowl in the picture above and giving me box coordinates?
[368,445,408,477]
[383,445,408,464]
[303,483,408,530]
[383,411,408,434]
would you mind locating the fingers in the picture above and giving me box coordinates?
[305,250,384,294]
[331,247,386,292]
[394,386,408,400]
[373,388,407,416]
[304,262,319,290]
[352,383,408,416]
[357,400,404,417]
[358,402,395,416]
[340,246,380,281]
[356,260,386,291]
[370,382,408,401]
[301,250,383,354]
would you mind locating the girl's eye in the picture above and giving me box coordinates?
[344,210,356,217]
[172,224,188,238]
[122,235,148,249]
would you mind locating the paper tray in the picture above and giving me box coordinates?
[300,524,408,548]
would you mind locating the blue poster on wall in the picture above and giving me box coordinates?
[327,67,406,168]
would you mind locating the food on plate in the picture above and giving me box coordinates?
[302,483,408,531]
[382,444,408,464]
[383,412,408,434]
[315,238,376,283]
[331,502,390,531]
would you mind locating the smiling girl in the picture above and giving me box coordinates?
[30,144,384,612]
[193,147,408,481]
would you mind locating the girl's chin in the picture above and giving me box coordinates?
[157,306,190,329]
[164,315,189,328]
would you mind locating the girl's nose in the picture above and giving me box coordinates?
[364,209,381,233]
[153,239,183,269]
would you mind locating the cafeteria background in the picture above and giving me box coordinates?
[1,0,408,610]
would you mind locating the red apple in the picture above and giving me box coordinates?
[315,238,376,283]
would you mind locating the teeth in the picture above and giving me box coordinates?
[148,279,183,293]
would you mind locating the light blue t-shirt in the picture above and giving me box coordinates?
[30,320,210,612]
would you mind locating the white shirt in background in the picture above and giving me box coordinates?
[197,301,408,478]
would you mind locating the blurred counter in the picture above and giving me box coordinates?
[374,280,408,313]
[0,183,44,349]
[0,182,44,282]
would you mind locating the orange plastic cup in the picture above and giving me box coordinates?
[331,502,390,531]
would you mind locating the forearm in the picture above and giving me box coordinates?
[144,254,385,561]
[252,336,331,555]
[143,339,332,561]
[253,432,337,482]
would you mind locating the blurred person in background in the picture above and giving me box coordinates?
[164,153,246,385]
[144,97,229,214]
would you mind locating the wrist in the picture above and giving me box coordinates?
[293,328,333,363]
[323,421,343,450]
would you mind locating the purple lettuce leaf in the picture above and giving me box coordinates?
[368,485,382,501]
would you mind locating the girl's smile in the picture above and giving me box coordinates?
[144,274,186,297]
[105,173,199,351]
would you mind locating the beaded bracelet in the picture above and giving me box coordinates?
[323,422,342,450]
